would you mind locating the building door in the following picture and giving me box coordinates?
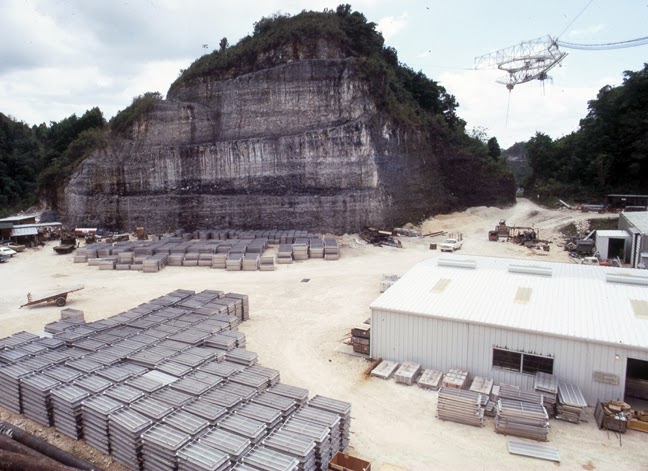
[608,238,626,261]
[625,358,648,401]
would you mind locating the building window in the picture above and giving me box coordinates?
[492,347,554,375]
[522,354,554,375]
[493,348,522,371]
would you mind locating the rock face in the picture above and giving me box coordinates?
[61,51,515,233]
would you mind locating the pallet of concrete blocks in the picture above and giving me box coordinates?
[556,382,587,424]
[242,253,260,271]
[73,247,88,263]
[183,252,199,267]
[324,238,340,260]
[212,253,228,269]
[277,244,293,264]
[99,257,117,270]
[417,369,443,390]
[469,377,494,396]
[495,398,549,441]
[226,254,243,271]
[534,372,558,416]
[143,254,169,273]
[309,238,325,258]
[259,255,275,271]
[437,387,485,427]
[442,369,469,389]
[394,362,422,385]
[292,239,310,261]
[168,254,185,266]
[197,253,213,267]
[370,360,399,380]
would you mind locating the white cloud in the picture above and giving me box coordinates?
[566,24,605,39]
[377,12,408,41]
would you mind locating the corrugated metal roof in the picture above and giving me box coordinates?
[596,230,630,238]
[622,211,648,234]
[0,215,36,223]
[11,227,39,236]
[370,255,648,351]
[14,223,62,228]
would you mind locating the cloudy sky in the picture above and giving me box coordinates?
[1,0,646,147]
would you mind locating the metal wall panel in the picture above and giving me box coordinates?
[371,309,648,404]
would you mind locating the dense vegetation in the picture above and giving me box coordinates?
[171,5,463,130]
[523,64,648,202]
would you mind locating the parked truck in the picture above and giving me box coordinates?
[440,234,463,252]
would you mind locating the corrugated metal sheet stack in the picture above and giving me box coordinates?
[308,395,351,451]
[498,385,544,406]
[417,369,443,390]
[308,238,324,259]
[394,362,422,385]
[0,289,356,469]
[292,407,341,456]
[183,253,200,267]
[109,407,153,470]
[534,372,558,416]
[437,387,485,427]
[442,369,469,389]
[82,395,124,454]
[51,384,90,439]
[21,374,60,426]
[142,423,192,471]
[241,446,299,471]
[556,382,587,423]
[323,238,339,260]
[277,245,293,264]
[177,441,231,471]
[495,399,549,441]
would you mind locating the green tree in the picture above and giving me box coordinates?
[487,137,501,160]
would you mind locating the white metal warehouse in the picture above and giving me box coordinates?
[370,255,648,405]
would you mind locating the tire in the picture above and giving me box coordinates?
[55,297,66,307]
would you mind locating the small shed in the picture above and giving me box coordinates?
[619,212,648,268]
[595,230,631,261]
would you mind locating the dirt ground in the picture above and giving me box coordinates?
[1,199,645,471]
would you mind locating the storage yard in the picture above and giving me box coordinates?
[1,199,647,470]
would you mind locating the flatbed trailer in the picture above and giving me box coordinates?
[20,285,84,308]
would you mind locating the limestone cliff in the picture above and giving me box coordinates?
[61,9,515,233]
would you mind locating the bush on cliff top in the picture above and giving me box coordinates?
[110,92,163,136]
[169,5,462,130]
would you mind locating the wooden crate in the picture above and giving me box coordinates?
[329,452,371,471]
[628,419,648,433]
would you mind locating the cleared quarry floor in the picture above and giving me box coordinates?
[1,199,644,471]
